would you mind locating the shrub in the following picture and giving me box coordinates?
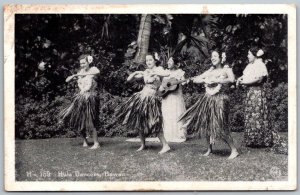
[98,92,129,137]
[15,95,73,139]
[15,82,288,139]
[267,82,288,132]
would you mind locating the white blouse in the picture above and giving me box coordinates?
[166,69,185,81]
[243,58,268,81]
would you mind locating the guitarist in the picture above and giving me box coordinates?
[161,57,187,143]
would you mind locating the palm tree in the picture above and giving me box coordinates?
[133,14,220,65]
[134,14,152,64]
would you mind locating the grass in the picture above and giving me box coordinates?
[15,132,288,181]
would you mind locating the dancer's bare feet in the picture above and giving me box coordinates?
[228,150,239,160]
[89,142,100,149]
[222,135,239,160]
[158,145,171,154]
[83,140,88,147]
[201,149,212,156]
[136,145,145,151]
[201,139,213,157]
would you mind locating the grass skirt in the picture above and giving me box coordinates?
[59,92,99,136]
[116,87,162,136]
[179,93,230,143]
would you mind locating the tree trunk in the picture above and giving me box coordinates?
[134,14,152,64]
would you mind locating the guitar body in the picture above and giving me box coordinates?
[157,77,181,98]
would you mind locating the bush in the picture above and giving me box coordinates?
[267,82,288,132]
[98,92,129,137]
[15,95,73,139]
[228,87,246,132]
[15,81,288,139]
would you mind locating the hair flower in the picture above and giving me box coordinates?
[256,49,264,57]
[154,52,160,61]
[87,55,93,64]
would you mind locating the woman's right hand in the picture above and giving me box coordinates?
[135,71,144,74]
[127,71,143,82]
[65,75,74,82]
[182,79,191,85]
[236,76,243,86]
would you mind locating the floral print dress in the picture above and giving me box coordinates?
[243,58,275,147]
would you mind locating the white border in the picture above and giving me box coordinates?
[4,4,297,191]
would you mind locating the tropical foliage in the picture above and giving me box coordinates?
[15,14,288,139]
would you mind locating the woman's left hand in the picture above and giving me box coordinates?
[206,78,218,84]
[148,72,157,77]
[135,71,144,75]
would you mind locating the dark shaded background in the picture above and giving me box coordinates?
[15,14,288,139]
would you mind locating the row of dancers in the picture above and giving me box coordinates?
[59,46,274,159]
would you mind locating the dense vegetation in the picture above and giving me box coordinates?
[15,14,288,139]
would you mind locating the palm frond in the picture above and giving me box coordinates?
[171,35,210,58]
[171,38,188,56]
[190,36,209,57]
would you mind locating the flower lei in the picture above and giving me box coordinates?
[205,83,222,95]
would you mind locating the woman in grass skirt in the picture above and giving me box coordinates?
[59,54,100,149]
[236,47,287,154]
[179,50,239,159]
[116,53,171,154]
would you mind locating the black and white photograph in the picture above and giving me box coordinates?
[4,4,296,191]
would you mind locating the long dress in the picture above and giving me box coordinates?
[161,69,187,142]
[116,66,165,136]
[242,58,274,147]
[242,59,287,154]
[59,67,100,136]
[179,66,232,144]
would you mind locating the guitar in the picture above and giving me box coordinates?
[157,77,195,98]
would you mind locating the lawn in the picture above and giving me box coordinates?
[15,132,288,181]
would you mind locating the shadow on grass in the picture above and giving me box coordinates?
[211,149,231,157]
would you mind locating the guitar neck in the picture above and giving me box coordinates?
[174,79,188,85]
[173,76,196,85]
[74,73,97,77]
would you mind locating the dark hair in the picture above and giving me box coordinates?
[249,46,265,59]
[146,52,159,62]
[249,46,260,57]
[166,56,181,69]
[211,48,222,58]
[78,54,89,61]
[211,49,227,67]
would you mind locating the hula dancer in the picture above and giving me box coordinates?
[116,53,171,154]
[59,54,100,149]
[179,50,239,159]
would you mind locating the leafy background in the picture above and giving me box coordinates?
[15,14,288,139]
